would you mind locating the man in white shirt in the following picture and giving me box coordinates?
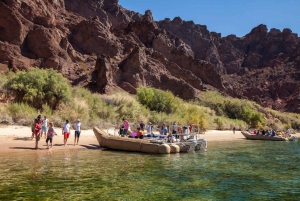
[41,116,48,138]
[146,122,152,134]
[73,119,81,146]
[62,119,70,146]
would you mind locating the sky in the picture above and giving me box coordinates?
[118,0,300,37]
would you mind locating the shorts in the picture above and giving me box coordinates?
[46,137,53,143]
[35,133,40,141]
[64,132,70,139]
[42,126,47,132]
[75,131,81,138]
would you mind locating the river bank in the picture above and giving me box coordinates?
[0,125,299,154]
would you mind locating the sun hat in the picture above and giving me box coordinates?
[77,119,80,122]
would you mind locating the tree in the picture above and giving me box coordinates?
[5,68,71,109]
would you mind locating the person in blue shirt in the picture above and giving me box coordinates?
[271,130,276,136]
[163,124,168,135]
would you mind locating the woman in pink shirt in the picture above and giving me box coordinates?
[123,118,129,136]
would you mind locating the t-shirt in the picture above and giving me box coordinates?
[146,124,152,133]
[35,123,41,134]
[172,124,178,132]
[74,122,81,132]
[163,127,168,135]
[43,118,48,127]
[63,123,70,133]
[123,120,129,130]
[47,127,55,138]
[137,130,143,138]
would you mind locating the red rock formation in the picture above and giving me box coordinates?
[0,0,299,113]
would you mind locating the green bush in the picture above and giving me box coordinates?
[7,103,38,124]
[137,87,179,114]
[5,68,71,109]
[200,91,266,128]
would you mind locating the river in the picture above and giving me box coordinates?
[0,140,299,200]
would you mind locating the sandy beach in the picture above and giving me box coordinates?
[0,125,299,154]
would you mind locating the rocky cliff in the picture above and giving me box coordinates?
[0,0,299,112]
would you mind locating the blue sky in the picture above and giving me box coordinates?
[118,0,300,37]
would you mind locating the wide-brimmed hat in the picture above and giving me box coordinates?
[77,119,80,122]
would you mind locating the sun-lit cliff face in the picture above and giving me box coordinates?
[0,0,299,112]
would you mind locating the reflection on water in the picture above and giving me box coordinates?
[0,141,299,200]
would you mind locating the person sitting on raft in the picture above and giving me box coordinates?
[271,130,276,136]
[253,129,257,135]
[261,130,265,135]
[135,127,144,139]
[167,132,174,143]
[277,131,282,136]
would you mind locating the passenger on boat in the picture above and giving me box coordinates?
[167,132,174,143]
[257,130,260,135]
[266,130,271,136]
[286,128,291,137]
[140,121,145,131]
[253,129,257,135]
[172,122,178,134]
[277,131,282,136]
[122,118,129,136]
[135,127,144,139]
[261,130,265,135]
[159,124,164,134]
[271,130,276,136]
[178,126,183,140]
[146,122,153,134]
[163,124,168,135]
[189,124,194,133]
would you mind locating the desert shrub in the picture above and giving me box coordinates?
[7,103,38,124]
[103,92,150,124]
[214,118,224,130]
[5,68,71,109]
[137,87,179,114]
[200,91,266,127]
[291,120,300,130]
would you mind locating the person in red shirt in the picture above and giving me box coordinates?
[136,127,144,139]
[34,119,42,149]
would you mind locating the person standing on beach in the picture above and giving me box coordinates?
[73,119,81,146]
[41,116,48,138]
[34,119,42,149]
[233,126,236,134]
[123,118,129,136]
[62,120,70,146]
[46,122,57,149]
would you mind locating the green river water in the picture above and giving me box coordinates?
[0,140,299,201]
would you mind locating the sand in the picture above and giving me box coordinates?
[0,125,299,154]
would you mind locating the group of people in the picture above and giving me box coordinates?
[119,119,193,143]
[253,128,291,137]
[31,115,82,149]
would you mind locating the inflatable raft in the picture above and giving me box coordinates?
[93,127,207,154]
[242,131,298,141]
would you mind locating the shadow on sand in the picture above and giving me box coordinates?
[9,147,46,150]
[13,137,32,141]
[80,144,100,150]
